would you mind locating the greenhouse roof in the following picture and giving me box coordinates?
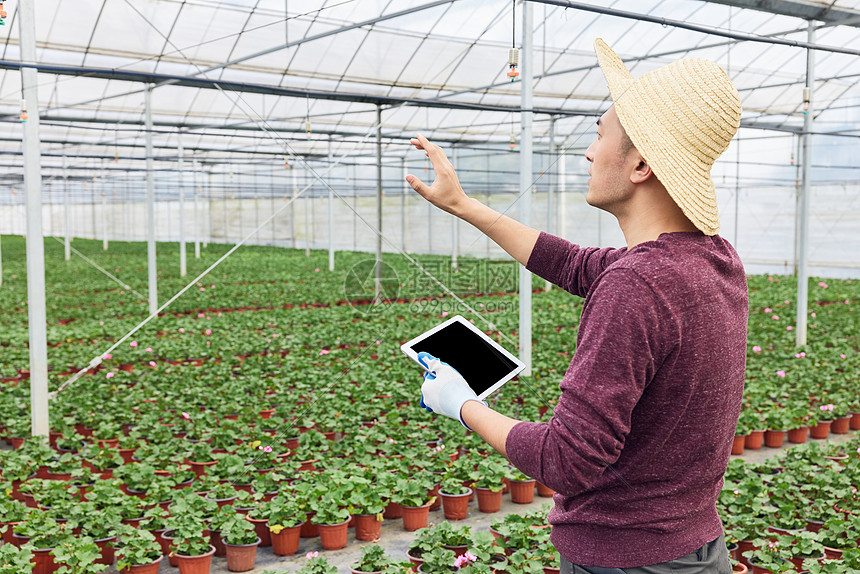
[0,0,859,179]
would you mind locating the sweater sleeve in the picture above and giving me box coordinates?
[525,232,626,298]
[505,268,672,496]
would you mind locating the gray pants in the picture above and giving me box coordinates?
[560,533,731,574]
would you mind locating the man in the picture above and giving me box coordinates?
[406,39,748,573]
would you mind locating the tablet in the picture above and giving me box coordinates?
[400,315,525,400]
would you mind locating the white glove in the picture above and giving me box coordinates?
[417,352,485,429]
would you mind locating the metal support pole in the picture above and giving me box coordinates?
[451,146,459,269]
[401,158,407,252]
[193,159,200,258]
[0,233,3,287]
[559,141,566,239]
[20,0,50,436]
[205,170,211,248]
[375,105,383,301]
[304,167,310,257]
[734,139,740,248]
[518,2,533,376]
[796,21,815,347]
[546,117,555,291]
[145,85,158,315]
[101,160,108,250]
[178,133,187,277]
[291,165,297,249]
[328,140,335,271]
[64,156,70,260]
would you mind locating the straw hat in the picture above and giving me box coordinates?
[593,38,741,236]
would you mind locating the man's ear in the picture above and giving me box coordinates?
[629,154,654,184]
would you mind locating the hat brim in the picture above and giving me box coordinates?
[594,39,721,236]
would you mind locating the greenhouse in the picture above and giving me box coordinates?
[2,0,860,572]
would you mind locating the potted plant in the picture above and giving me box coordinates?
[392,473,437,531]
[267,494,306,556]
[417,547,458,573]
[115,527,163,574]
[50,535,108,574]
[0,542,33,574]
[294,552,338,574]
[439,478,471,521]
[220,514,260,572]
[346,478,387,541]
[350,544,410,574]
[471,458,508,513]
[309,494,351,550]
[168,521,215,574]
[505,467,536,504]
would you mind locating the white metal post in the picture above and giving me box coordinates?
[451,146,459,269]
[101,159,108,250]
[20,0,50,437]
[63,156,70,260]
[546,117,555,291]
[193,159,200,258]
[376,105,383,301]
[796,21,815,347]
[401,158,407,252]
[291,166,297,249]
[559,141,566,239]
[328,140,335,271]
[303,167,310,256]
[178,133,187,277]
[0,233,3,287]
[145,85,158,315]
[518,2,533,376]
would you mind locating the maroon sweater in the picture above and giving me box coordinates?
[506,231,748,567]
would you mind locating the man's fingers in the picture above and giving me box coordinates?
[405,174,430,196]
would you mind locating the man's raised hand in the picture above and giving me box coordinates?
[405,134,470,216]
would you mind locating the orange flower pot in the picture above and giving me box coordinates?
[119,555,163,574]
[401,503,432,532]
[270,522,303,556]
[509,479,536,504]
[352,513,383,541]
[810,421,831,439]
[440,488,472,520]
[731,435,746,455]
[475,487,503,513]
[174,545,215,574]
[224,538,260,572]
[318,519,350,550]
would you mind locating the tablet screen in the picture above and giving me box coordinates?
[409,320,520,397]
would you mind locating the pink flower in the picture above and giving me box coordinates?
[811,312,816,318]
[99,321,104,326]
[319,349,330,355]
[375,340,381,345]
[198,313,205,318]
[182,412,190,419]
[764,307,771,313]
[846,300,851,305]
[145,347,153,353]
[820,404,834,412]
[787,326,793,331]
[206,341,210,346]
[771,315,779,320]
[273,334,279,338]
[218,313,222,317]
[205,329,212,335]
[784,300,790,305]
[149,361,157,367]
[199,287,205,291]
[441,311,449,317]
[130,341,138,347]
[454,553,478,567]
[106,372,114,379]
[306,551,319,559]
[263,446,273,453]
[819,282,828,288]
[315,268,320,272]
[841,354,847,359]
[776,370,786,377]
[752,346,762,353]
[179,328,185,333]
[795,352,805,358]
[102,353,112,360]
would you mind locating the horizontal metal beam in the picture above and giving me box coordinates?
[0,59,595,117]
[531,0,860,56]
[702,0,860,28]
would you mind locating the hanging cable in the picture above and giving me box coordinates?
[507,0,519,81]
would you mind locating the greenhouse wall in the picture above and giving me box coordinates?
[3,182,859,278]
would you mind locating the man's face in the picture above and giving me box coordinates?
[584,105,637,214]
